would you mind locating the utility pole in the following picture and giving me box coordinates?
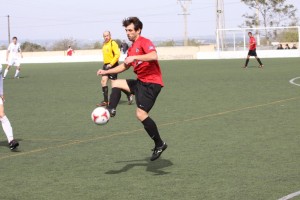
[177,0,192,46]
[216,0,225,51]
[255,0,260,45]
[7,15,11,44]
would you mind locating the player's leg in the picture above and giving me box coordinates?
[0,99,19,150]
[110,70,133,105]
[14,63,21,78]
[107,79,131,116]
[135,82,167,161]
[244,54,250,68]
[255,56,263,68]
[98,75,109,106]
[3,65,11,79]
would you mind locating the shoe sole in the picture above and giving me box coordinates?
[150,143,168,161]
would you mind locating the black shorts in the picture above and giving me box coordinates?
[102,62,119,80]
[126,79,162,113]
[248,49,257,57]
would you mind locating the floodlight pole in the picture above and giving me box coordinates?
[178,0,192,46]
[7,15,11,44]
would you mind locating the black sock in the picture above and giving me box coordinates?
[245,58,249,67]
[121,89,131,98]
[108,88,121,109]
[256,58,263,65]
[142,117,163,147]
[102,86,108,102]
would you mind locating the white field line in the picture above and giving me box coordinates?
[278,191,300,200]
[289,77,300,87]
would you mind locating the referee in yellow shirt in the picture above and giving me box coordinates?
[98,31,133,106]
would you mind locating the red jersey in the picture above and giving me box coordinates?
[127,36,164,86]
[249,36,256,50]
[67,48,73,56]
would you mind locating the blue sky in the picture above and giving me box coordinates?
[0,0,299,41]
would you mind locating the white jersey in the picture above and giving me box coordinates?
[0,64,3,96]
[7,43,21,59]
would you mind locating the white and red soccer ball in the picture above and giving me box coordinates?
[91,107,110,125]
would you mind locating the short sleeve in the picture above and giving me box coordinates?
[141,39,156,54]
[7,44,11,51]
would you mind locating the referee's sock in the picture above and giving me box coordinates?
[245,58,250,67]
[108,88,121,109]
[142,117,163,147]
[102,86,109,102]
[256,58,263,65]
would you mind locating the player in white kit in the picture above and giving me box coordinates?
[3,37,23,79]
[0,64,19,150]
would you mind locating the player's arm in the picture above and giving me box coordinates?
[125,51,158,65]
[97,63,128,76]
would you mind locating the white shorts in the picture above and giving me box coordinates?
[8,58,21,67]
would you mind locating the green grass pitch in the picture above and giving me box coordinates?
[0,58,300,200]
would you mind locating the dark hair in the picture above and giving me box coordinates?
[122,17,143,31]
[12,36,17,40]
[248,32,252,35]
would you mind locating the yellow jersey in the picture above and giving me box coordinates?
[102,39,120,66]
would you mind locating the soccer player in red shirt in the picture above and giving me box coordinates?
[66,46,74,56]
[97,17,167,161]
[244,32,263,68]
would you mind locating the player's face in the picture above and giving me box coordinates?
[248,33,252,37]
[125,24,140,42]
[103,32,111,43]
[12,38,17,44]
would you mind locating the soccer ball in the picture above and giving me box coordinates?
[91,107,110,125]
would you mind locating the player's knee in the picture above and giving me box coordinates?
[136,109,148,121]
[0,111,5,118]
[101,79,107,86]
[111,80,120,88]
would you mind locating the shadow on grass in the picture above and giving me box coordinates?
[105,158,173,176]
[0,138,22,152]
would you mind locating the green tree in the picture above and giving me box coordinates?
[21,41,46,52]
[157,40,176,47]
[0,45,6,50]
[93,41,102,49]
[51,38,79,51]
[187,39,201,46]
[241,0,298,43]
[277,30,299,43]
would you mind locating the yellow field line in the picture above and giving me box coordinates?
[0,96,299,160]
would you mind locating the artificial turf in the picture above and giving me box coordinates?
[0,58,299,200]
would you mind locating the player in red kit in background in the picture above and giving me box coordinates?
[97,17,167,161]
[244,32,263,68]
[67,46,74,56]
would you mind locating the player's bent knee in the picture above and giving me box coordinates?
[101,79,107,86]
[136,109,148,121]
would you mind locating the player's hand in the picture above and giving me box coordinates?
[97,69,107,76]
[125,56,136,65]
